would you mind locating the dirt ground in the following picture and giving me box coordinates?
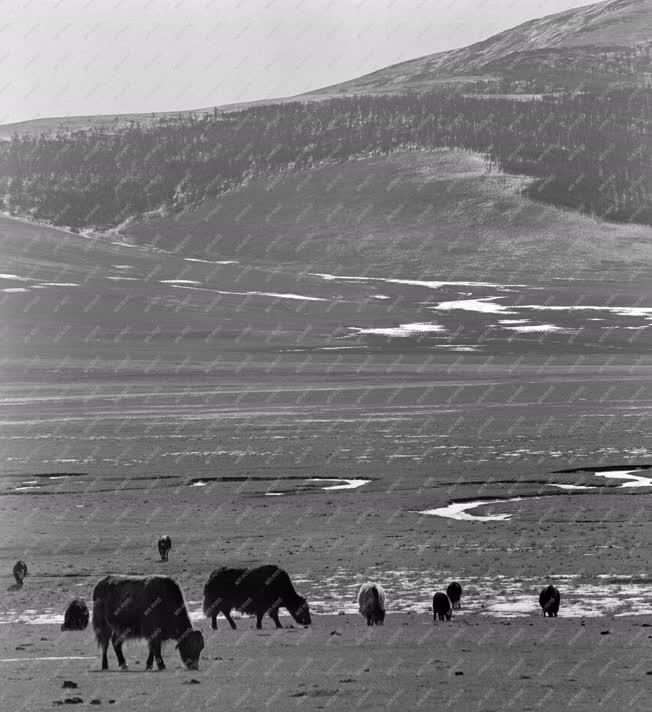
[1,152,651,710]
[0,615,650,711]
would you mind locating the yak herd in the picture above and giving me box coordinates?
[11,535,562,671]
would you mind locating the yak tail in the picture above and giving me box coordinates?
[91,592,109,644]
[372,585,381,610]
[202,594,216,618]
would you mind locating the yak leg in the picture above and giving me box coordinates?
[256,611,264,629]
[100,640,110,671]
[146,644,155,671]
[367,615,372,626]
[111,633,127,670]
[222,609,237,630]
[269,608,283,629]
[153,639,165,670]
[96,629,110,670]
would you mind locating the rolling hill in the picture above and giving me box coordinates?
[317,0,651,94]
[1,0,649,139]
[122,149,652,278]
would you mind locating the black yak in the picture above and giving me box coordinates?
[433,591,453,621]
[92,575,204,671]
[446,581,462,609]
[358,582,386,626]
[203,565,311,630]
[13,560,27,588]
[61,598,89,631]
[158,535,171,561]
[539,585,560,617]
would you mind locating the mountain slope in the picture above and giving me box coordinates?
[1,0,649,139]
[122,150,652,278]
[314,0,651,93]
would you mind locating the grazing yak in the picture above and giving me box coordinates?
[158,535,171,561]
[446,582,462,609]
[92,575,204,671]
[433,592,453,621]
[203,565,311,630]
[539,585,560,617]
[61,598,89,631]
[13,560,27,588]
[358,582,386,626]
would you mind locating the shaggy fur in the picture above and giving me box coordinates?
[433,592,453,621]
[203,565,311,630]
[92,575,204,671]
[358,582,386,626]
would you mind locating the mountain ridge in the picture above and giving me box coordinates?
[313,0,650,94]
[0,0,648,139]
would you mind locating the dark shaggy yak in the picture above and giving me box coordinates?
[13,560,27,587]
[433,592,453,621]
[539,585,560,617]
[446,582,462,609]
[203,565,311,630]
[358,582,386,626]
[61,598,89,631]
[92,575,204,671]
[158,535,171,561]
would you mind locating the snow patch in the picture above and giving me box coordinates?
[419,496,531,522]
[349,322,445,337]
[433,297,516,315]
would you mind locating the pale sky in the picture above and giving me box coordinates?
[0,0,598,124]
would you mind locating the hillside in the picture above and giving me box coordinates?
[2,89,648,229]
[122,150,652,278]
[317,0,651,94]
[1,0,648,139]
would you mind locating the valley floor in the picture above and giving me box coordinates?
[1,149,651,710]
[0,615,649,711]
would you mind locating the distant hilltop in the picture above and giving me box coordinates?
[1,0,649,140]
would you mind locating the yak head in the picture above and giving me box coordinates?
[176,629,204,670]
[289,597,311,626]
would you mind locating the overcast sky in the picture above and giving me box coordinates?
[0,0,597,124]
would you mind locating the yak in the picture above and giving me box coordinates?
[203,565,311,630]
[433,591,453,621]
[92,575,204,671]
[539,585,560,617]
[61,598,89,631]
[158,535,172,561]
[13,560,27,588]
[446,581,462,610]
[358,582,386,626]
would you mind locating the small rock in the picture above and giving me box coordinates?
[63,698,83,705]
[454,671,464,676]
[62,682,78,689]
[184,679,200,685]
[600,630,611,635]
[330,631,341,636]
[90,701,101,706]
